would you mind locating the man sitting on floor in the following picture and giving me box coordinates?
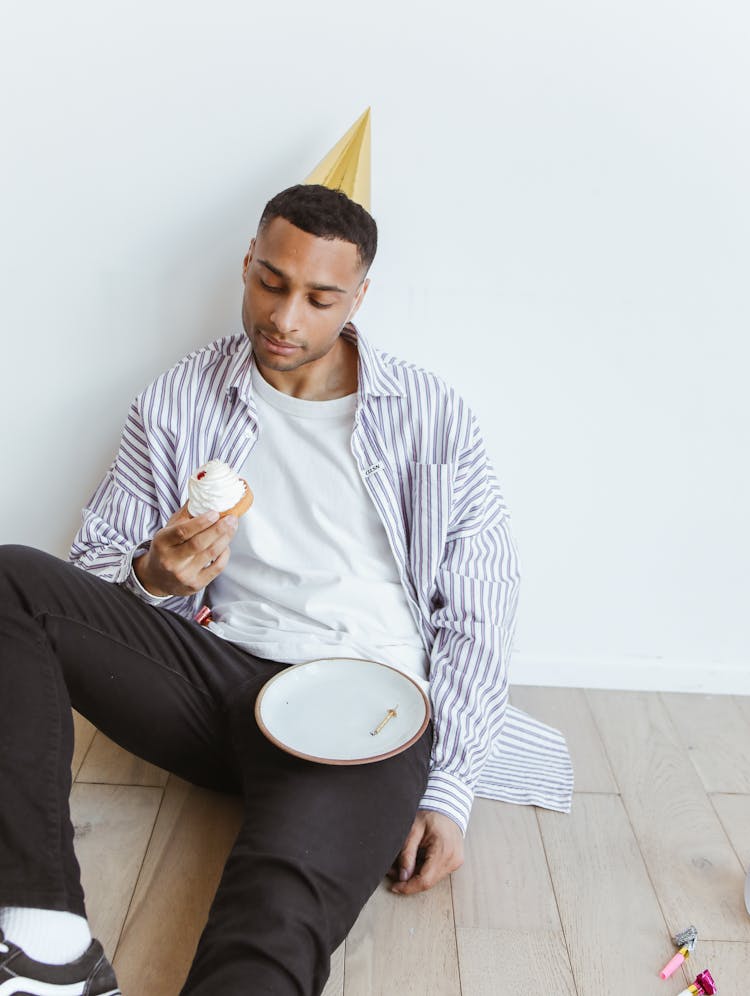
[0,169,572,995]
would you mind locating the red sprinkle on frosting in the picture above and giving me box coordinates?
[197,471,206,480]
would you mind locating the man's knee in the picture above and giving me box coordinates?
[0,544,68,607]
[0,543,50,580]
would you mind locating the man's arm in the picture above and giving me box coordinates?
[420,504,520,833]
[71,394,241,610]
[70,398,164,583]
[391,408,520,894]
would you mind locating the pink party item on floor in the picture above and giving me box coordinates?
[676,968,717,995]
[659,925,698,979]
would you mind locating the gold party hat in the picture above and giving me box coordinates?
[304,108,372,213]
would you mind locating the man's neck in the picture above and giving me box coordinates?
[256,335,359,401]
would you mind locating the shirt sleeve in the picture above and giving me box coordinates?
[418,410,521,835]
[122,549,174,605]
[68,397,193,615]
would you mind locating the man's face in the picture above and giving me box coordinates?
[241,216,369,374]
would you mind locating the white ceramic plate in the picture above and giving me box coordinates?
[255,657,431,764]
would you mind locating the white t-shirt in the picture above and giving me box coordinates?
[205,363,430,690]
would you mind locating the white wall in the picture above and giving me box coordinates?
[1,0,748,691]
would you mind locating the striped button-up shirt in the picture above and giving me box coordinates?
[70,324,573,833]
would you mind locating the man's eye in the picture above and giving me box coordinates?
[310,300,334,310]
[260,279,282,292]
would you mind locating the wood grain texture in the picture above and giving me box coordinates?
[510,685,617,793]
[538,793,674,996]
[66,689,750,995]
[711,794,750,870]
[321,943,345,996]
[587,689,750,940]
[77,730,170,786]
[72,710,97,778]
[689,940,750,991]
[344,878,460,996]
[661,692,750,793]
[71,783,163,959]
[456,928,577,996]
[452,798,563,930]
[112,775,242,996]
[452,797,576,995]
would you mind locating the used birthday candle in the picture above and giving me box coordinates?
[659,925,698,979]
[676,969,717,996]
[370,706,398,736]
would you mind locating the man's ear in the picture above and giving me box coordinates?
[348,276,370,322]
[242,238,256,282]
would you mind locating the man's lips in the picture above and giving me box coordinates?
[260,331,300,350]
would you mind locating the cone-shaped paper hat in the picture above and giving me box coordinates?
[304,108,372,213]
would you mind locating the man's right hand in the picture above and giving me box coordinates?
[133,504,239,597]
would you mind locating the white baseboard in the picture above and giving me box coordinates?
[510,653,750,696]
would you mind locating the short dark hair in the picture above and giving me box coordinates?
[258,184,377,273]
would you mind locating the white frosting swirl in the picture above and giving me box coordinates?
[187,459,246,516]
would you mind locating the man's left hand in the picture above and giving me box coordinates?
[388,809,464,896]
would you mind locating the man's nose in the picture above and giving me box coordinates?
[269,295,303,333]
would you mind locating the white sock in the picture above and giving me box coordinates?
[0,906,92,965]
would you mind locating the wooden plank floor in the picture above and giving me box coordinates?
[70,688,750,994]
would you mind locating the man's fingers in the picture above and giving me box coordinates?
[397,826,423,882]
[162,506,221,546]
[198,544,231,583]
[163,514,237,567]
[192,522,237,565]
[390,811,465,897]
[392,872,430,896]
[391,850,441,896]
[145,509,238,595]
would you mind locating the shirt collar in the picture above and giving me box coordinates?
[221,337,253,406]
[225,324,405,405]
[342,323,405,400]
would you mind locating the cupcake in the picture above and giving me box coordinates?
[187,459,253,518]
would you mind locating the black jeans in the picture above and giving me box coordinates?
[0,545,432,995]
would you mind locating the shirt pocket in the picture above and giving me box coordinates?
[408,460,456,601]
